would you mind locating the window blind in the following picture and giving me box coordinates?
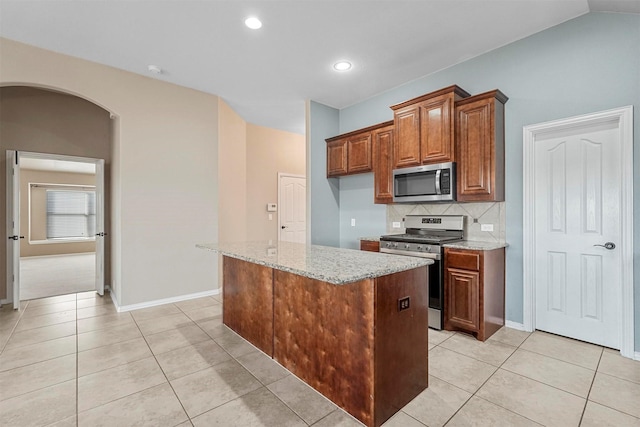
[46,190,96,239]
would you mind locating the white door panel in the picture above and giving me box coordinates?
[95,159,105,296]
[6,151,20,309]
[279,175,306,244]
[534,124,621,348]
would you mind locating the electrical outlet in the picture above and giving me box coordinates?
[392,221,401,228]
[351,218,356,226]
[481,224,494,232]
[398,296,410,311]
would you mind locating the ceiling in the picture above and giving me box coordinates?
[1,0,638,135]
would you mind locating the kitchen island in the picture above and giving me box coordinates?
[197,241,432,427]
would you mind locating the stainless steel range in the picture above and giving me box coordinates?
[380,215,464,330]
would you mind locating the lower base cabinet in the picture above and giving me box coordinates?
[360,240,380,252]
[444,247,505,341]
[222,255,428,427]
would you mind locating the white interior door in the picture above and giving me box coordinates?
[95,159,105,296]
[279,174,306,243]
[6,151,21,309]
[533,120,621,349]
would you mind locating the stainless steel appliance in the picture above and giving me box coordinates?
[380,215,464,329]
[392,162,456,203]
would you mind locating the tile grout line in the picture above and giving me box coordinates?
[175,303,316,426]
[442,332,607,399]
[578,347,604,426]
[0,300,29,355]
[440,330,544,426]
[132,303,195,425]
[174,303,294,425]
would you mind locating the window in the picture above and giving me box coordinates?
[46,190,96,239]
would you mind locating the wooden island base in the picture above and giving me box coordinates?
[222,256,429,427]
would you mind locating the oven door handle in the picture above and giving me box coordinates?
[380,247,441,260]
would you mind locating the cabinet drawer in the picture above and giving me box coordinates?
[446,250,480,271]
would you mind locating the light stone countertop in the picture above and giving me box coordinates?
[196,241,432,285]
[443,241,508,251]
[359,236,381,242]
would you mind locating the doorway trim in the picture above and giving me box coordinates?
[6,150,106,306]
[523,105,634,359]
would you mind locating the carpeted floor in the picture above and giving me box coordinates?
[20,253,95,300]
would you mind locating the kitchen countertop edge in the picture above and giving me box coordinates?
[443,241,509,251]
[197,241,432,285]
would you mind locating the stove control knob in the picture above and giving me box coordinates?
[386,242,393,248]
[425,247,431,252]
[404,244,411,249]
[416,245,422,251]
[393,243,399,248]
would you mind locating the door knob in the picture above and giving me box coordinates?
[8,235,24,240]
[281,226,287,229]
[593,242,616,250]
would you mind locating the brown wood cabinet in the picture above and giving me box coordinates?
[455,90,508,201]
[327,139,348,176]
[444,247,505,341]
[391,85,470,168]
[372,123,394,203]
[360,240,380,252]
[326,121,393,178]
[347,132,373,174]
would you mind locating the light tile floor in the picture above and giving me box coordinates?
[1,292,639,426]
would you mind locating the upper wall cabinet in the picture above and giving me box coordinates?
[326,131,371,177]
[390,85,470,168]
[455,90,508,202]
[326,121,393,178]
[326,138,348,176]
[372,123,395,204]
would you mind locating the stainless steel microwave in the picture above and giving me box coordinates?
[392,162,456,203]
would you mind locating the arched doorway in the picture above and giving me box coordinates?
[1,86,113,306]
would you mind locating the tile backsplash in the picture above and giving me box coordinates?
[387,202,506,243]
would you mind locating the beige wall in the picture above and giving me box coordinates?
[217,100,247,243]
[21,169,96,257]
[246,124,306,241]
[1,38,219,306]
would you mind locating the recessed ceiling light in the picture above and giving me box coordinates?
[147,65,162,74]
[333,61,352,72]
[245,17,262,30]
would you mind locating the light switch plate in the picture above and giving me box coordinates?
[392,221,401,228]
[351,218,356,227]
[481,224,494,232]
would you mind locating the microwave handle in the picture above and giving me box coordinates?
[435,169,441,194]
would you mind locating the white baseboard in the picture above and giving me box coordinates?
[112,289,221,313]
[505,320,528,331]
[635,351,640,361]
